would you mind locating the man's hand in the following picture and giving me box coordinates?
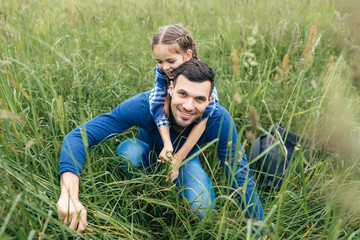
[158,144,174,163]
[57,193,87,232]
[57,172,87,233]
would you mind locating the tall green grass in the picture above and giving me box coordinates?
[1,0,359,239]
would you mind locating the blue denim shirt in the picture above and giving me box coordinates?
[59,91,264,220]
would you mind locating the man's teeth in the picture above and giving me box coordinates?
[181,111,192,116]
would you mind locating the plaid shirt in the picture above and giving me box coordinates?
[149,65,218,128]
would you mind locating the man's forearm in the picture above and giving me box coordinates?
[60,172,80,198]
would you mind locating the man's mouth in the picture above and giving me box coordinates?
[178,108,195,119]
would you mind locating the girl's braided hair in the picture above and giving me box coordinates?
[152,24,198,59]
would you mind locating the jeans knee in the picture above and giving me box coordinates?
[181,184,215,219]
[115,138,150,169]
[189,197,215,219]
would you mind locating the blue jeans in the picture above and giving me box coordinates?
[116,138,215,219]
[116,138,263,221]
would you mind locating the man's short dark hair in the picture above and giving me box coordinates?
[173,59,215,96]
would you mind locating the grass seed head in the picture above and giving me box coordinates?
[303,26,317,73]
[245,131,255,141]
[0,60,11,67]
[231,49,239,75]
[0,110,23,122]
[248,105,259,131]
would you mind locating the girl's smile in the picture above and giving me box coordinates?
[153,43,192,79]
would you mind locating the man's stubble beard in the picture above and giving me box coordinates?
[167,96,201,133]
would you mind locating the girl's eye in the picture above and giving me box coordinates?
[168,61,175,64]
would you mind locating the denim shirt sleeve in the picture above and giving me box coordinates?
[149,65,171,128]
[59,93,150,176]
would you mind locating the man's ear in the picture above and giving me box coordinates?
[208,93,213,104]
[169,81,174,96]
[185,49,192,61]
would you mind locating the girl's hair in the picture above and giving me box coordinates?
[152,24,198,59]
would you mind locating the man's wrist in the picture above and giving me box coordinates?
[60,172,80,199]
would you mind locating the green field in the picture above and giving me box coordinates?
[1,0,360,239]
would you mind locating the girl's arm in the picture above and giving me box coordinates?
[149,65,173,162]
[167,118,208,182]
[176,118,207,160]
[158,125,173,162]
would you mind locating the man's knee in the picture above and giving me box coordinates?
[177,161,216,219]
[115,138,150,169]
[186,189,216,219]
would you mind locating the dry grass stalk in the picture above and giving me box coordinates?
[328,178,360,219]
[302,25,318,72]
[6,73,30,100]
[0,60,11,66]
[0,110,23,122]
[0,20,11,41]
[303,25,317,58]
[351,47,360,88]
[275,54,292,84]
[231,49,240,75]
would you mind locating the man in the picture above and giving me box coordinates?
[57,60,264,233]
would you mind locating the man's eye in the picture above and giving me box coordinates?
[196,97,205,102]
[179,92,186,96]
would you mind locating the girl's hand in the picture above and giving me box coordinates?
[166,154,184,182]
[158,145,173,163]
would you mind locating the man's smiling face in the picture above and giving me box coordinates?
[168,74,213,130]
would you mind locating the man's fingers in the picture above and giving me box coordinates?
[56,203,67,222]
[77,209,87,233]
[68,215,77,230]
[63,215,68,225]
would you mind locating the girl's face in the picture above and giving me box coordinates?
[153,43,192,79]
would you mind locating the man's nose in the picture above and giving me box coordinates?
[183,98,195,111]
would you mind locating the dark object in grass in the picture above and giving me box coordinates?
[248,123,313,189]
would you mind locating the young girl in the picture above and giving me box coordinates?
[149,24,218,182]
